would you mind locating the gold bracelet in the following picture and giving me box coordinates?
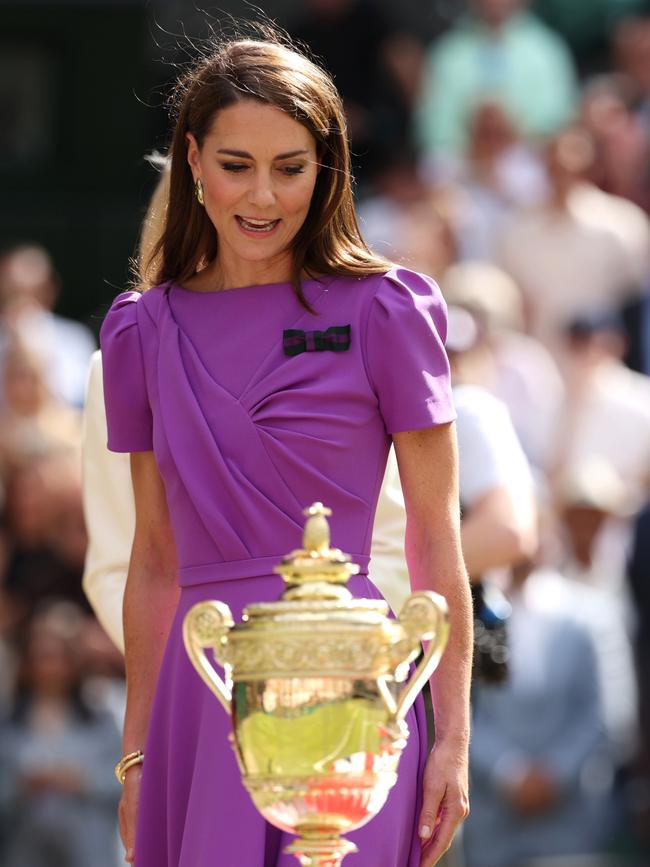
[115,750,144,784]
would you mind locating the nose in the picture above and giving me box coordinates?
[246,170,276,210]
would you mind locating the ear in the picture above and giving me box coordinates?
[186,132,201,180]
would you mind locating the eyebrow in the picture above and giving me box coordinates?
[216,149,310,160]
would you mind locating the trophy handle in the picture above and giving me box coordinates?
[395,591,449,722]
[182,601,234,714]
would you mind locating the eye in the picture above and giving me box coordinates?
[280,164,305,176]
[221,162,249,173]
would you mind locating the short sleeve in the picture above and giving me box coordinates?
[99,292,153,452]
[364,268,456,434]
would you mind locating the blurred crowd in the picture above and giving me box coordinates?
[0,243,124,866]
[3,0,650,864]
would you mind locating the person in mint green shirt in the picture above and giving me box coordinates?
[415,0,579,156]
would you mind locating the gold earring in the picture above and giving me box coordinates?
[195,178,205,206]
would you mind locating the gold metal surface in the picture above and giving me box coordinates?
[183,503,449,865]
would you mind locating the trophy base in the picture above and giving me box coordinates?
[285,836,358,866]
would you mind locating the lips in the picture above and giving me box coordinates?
[236,216,281,233]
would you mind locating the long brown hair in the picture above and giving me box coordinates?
[143,31,390,305]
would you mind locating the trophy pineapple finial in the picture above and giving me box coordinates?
[275,503,358,599]
[303,502,332,554]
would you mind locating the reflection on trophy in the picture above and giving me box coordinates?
[183,503,449,866]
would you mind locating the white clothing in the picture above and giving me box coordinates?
[560,360,650,508]
[81,352,133,652]
[491,330,565,471]
[568,183,650,287]
[370,385,532,613]
[3,308,97,408]
[497,207,633,345]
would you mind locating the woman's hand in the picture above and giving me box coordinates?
[418,738,470,867]
[119,765,143,864]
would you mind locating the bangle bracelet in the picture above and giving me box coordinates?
[115,750,144,784]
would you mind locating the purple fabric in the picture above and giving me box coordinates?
[100,268,455,866]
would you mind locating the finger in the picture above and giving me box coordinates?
[125,848,135,864]
[418,783,446,842]
[118,802,128,849]
[419,806,465,867]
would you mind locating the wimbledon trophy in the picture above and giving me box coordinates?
[183,503,449,866]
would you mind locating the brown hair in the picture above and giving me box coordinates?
[143,32,390,305]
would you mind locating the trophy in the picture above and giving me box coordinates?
[183,503,449,866]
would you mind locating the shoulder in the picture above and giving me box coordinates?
[364,266,446,313]
[427,21,473,64]
[100,284,168,343]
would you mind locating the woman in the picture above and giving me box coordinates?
[100,34,471,867]
[0,603,122,867]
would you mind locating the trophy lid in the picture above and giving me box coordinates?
[226,504,416,681]
[273,503,360,602]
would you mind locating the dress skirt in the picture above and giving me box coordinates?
[135,573,428,867]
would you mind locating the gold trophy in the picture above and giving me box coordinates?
[183,503,449,866]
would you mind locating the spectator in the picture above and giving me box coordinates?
[554,316,650,511]
[0,337,81,474]
[614,16,650,145]
[0,602,122,867]
[3,449,90,631]
[497,126,639,349]
[431,99,549,261]
[581,72,650,213]
[0,245,96,409]
[415,0,578,158]
[463,553,619,867]
[441,261,565,471]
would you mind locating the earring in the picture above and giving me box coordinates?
[195,178,205,206]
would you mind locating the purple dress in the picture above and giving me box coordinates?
[100,267,455,867]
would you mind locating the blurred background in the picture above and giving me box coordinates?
[3,0,650,865]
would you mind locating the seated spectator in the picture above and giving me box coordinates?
[0,338,81,473]
[554,316,650,510]
[497,126,642,350]
[429,101,549,261]
[3,449,90,632]
[415,0,578,158]
[0,602,122,867]
[463,554,620,867]
[581,72,650,214]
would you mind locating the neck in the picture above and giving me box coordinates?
[211,250,295,291]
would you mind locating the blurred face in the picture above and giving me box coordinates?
[26,630,77,695]
[472,0,523,27]
[4,351,47,415]
[187,100,319,285]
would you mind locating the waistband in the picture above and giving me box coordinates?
[179,553,370,587]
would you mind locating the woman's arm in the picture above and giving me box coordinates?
[461,486,537,580]
[119,450,180,863]
[393,421,472,867]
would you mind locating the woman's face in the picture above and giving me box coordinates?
[187,100,319,281]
